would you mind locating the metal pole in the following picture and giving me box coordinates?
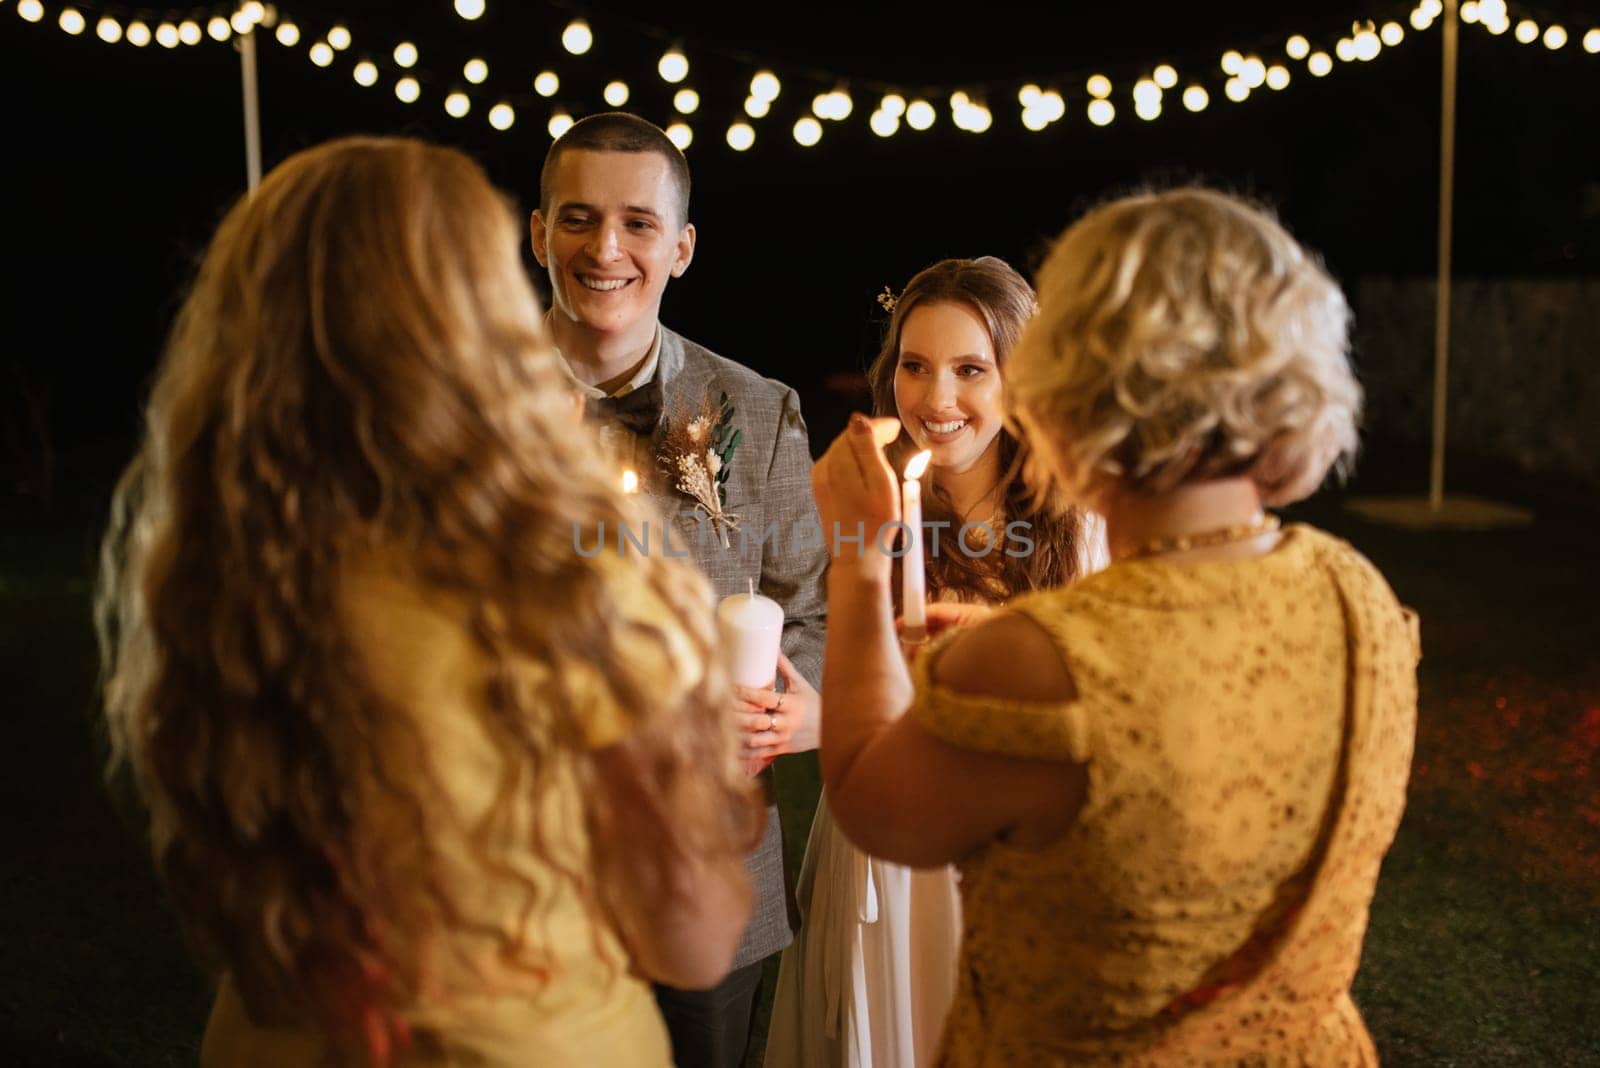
[1430,0,1458,511]
[240,31,263,192]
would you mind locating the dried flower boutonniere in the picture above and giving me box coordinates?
[659,390,741,548]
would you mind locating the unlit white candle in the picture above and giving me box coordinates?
[716,582,784,688]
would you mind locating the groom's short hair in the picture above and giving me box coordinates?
[538,112,692,226]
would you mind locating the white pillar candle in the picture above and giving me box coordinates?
[901,450,932,634]
[716,580,784,688]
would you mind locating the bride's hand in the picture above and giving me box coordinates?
[811,414,903,580]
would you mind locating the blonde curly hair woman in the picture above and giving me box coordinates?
[97,137,759,1067]
[812,188,1418,1065]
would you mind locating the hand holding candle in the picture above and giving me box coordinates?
[900,449,932,643]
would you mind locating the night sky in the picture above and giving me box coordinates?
[4,0,1596,462]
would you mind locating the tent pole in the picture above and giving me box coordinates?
[1429,0,1459,511]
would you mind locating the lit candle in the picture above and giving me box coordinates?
[716,579,785,687]
[901,450,932,640]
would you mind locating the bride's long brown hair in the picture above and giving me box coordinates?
[96,137,756,1060]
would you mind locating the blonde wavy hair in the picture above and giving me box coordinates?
[96,137,756,1058]
[1007,187,1361,505]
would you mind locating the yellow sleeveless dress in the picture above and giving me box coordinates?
[199,559,675,1067]
[910,524,1418,1066]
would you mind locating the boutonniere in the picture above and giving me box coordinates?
[659,390,742,548]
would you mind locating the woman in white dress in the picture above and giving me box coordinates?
[766,257,1104,1067]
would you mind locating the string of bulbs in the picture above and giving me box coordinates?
[9,0,1597,152]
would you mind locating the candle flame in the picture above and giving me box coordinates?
[620,468,640,494]
[903,450,933,480]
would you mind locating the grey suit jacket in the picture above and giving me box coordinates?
[598,324,828,970]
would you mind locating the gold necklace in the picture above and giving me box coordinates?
[1123,513,1281,561]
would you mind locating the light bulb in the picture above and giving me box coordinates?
[353,61,378,87]
[18,2,44,25]
[1336,37,1357,61]
[488,103,515,130]
[1153,64,1178,89]
[1584,29,1600,54]
[1266,64,1290,90]
[156,23,179,48]
[793,117,822,145]
[1240,56,1266,87]
[1018,84,1041,107]
[658,50,688,83]
[1135,99,1161,121]
[1086,74,1111,98]
[178,20,201,45]
[881,93,906,117]
[1460,2,1480,24]
[1021,106,1050,131]
[1087,98,1114,125]
[395,77,420,103]
[240,2,264,24]
[1411,9,1432,31]
[96,16,121,43]
[464,59,488,84]
[750,71,780,102]
[1182,85,1209,111]
[534,70,558,96]
[562,20,591,55]
[830,90,853,120]
[1381,21,1404,46]
[674,88,699,114]
[744,96,770,119]
[1132,79,1161,108]
[1354,30,1381,60]
[666,122,692,149]
[393,42,417,68]
[275,22,300,47]
[1308,52,1333,76]
[549,111,574,138]
[127,21,151,46]
[445,92,470,117]
[1221,50,1243,74]
[1286,35,1310,59]
[604,81,629,106]
[328,26,351,50]
[309,42,334,67]
[455,0,486,19]
[59,8,87,35]
[869,110,898,137]
[906,100,935,130]
[1514,20,1538,44]
[1542,25,1566,49]
[1040,90,1065,122]
[1225,77,1249,102]
[727,122,755,150]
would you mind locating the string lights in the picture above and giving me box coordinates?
[8,2,1596,146]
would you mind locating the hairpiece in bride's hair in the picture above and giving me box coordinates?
[876,286,899,314]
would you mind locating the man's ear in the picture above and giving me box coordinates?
[529,210,550,269]
[670,222,696,278]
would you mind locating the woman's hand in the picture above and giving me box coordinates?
[901,601,995,641]
[737,654,818,771]
[811,414,903,582]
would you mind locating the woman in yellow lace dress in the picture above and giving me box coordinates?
[811,188,1418,1065]
[96,137,759,1066]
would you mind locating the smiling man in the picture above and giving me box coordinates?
[530,112,828,1068]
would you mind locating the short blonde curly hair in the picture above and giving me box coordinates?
[1007,187,1360,505]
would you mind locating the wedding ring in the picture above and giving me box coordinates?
[767,713,776,732]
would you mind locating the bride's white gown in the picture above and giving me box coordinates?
[764,793,961,1068]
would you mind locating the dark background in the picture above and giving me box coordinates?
[3,0,1597,481]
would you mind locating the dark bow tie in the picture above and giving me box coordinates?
[586,377,665,436]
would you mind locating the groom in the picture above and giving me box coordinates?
[529,112,828,1067]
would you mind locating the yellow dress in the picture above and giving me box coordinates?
[199,557,676,1067]
[910,524,1419,1066]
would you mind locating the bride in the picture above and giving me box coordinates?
[765,257,1103,1067]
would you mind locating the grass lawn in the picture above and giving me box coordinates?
[3,449,1596,1065]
